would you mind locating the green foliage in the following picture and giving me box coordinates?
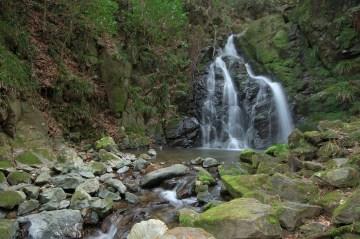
[126,0,188,43]
[325,81,359,104]
[82,0,119,35]
[0,44,32,90]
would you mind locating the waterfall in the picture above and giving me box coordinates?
[200,35,293,150]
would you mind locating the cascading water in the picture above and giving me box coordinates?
[200,35,293,149]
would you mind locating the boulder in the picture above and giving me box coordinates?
[52,173,85,190]
[266,173,318,203]
[95,136,117,151]
[194,198,282,239]
[313,167,359,188]
[89,197,113,217]
[35,170,51,185]
[23,186,40,199]
[70,189,92,210]
[0,191,25,209]
[76,178,100,194]
[178,208,200,227]
[98,149,121,162]
[7,171,31,185]
[98,187,121,201]
[18,209,83,239]
[158,227,215,239]
[196,167,215,185]
[221,174,269,199]
[165,117,200,147]
[105,178,127,194]
[0,219,18,239]
[141,164,189,188]
[128,219,168,239]
[133,158,150,171]
[278,201,322,231]
[202,158,220,168]
[17,199,40,216]
[89,161,107,175]
[39,187,66,204]
[333,188,360,224]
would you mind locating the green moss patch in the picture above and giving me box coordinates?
[0,191,25,209]
[0,160,13,170]
[221,174,269,198]
[196,168,215,185]
[7,171,31,185]
[16,151,42,166]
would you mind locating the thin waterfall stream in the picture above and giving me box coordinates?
[200,35,293,150]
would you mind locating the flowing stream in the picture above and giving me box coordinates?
[201,35,293,150]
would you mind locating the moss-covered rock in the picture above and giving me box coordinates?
[317,141,345,161]
[178,208,200,227]
[315,190,346,213]
[7,171,31,185]
[303,131,323,145]
[221,174,269,199]
[194,198,282,239]
[266,173,319,203]
[15,151,42,166]
[264,144,289,158]
[89,161,107,175]
[0,219,18,239]
[277,201,322,231]
[239,149,256,164]
[0,171,6,184]
[218,162,253,177]
[313,167,359,188]
[95,136,117,151]
[196,168,215,185]
[257,157,288,175]
[0,160,13,170]
[0,191,25,209]
[333,188,360,225]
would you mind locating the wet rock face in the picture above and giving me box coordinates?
[193,54,280,149]
[165,117,200,147]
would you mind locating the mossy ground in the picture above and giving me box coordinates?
[15,151,42,166]
[0,191,25,209]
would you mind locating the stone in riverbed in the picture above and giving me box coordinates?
[70,189,92,210]
[7,171,32,185]
[76,178,100,194]
[313,167,359,188]
[278,201,322,231]
[98,188,121,201]
[89,161,107,175]
[179,208,200,227]
[127,219,168,239]
[17,199,40,216]
[105,178,127,194]
[39,187,66,203]
[267,173,318,203]
[333,188,360,225]
[35,170,51,185]
[125,192,139,204]
[23,186,40,199]
[202,158,219,168]
[0,191,25,209]
[52,173,85,190]
[194,198,282,239]
[95,136,117,151]
[133,158,150,171]
[89,197,113,218]
[0,219,18,239]
[17,209,83,239]
[140,164,189,188]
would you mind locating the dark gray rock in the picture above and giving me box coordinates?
[165,117,200,148]
[140,164,189,188]
[17,209,83,239]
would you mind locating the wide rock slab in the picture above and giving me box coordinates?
[18,209,83,239]
[194,198,282,239]
[128,219,168,239]
[141,164,189,188]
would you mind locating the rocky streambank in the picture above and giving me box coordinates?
[1,119,360,239]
